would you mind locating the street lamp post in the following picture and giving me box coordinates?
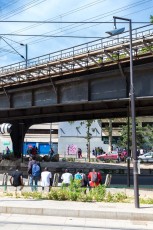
[50,123,52,148]
[106,16,139,208]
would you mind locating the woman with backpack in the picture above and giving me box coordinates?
[88,168,102,188]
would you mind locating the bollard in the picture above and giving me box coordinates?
[105,174,112,187]
[2,173,8,192]
[52,173,59,187]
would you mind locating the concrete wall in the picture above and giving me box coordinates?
[58,121,109,156]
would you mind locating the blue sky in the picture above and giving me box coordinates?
[0,0,152,66]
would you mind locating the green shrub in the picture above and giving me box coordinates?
[22,191,42,199]
[89,185,106,202]
[35,155,42,162]
[42,155,50,162]
[67,191,78,201]
[6,192,13,197]
[51,154,59,162]
[140,198,153,204]
[67,157,75,162]
[105,192,128,203]
[61,157,66,162]
[48,189,59,200]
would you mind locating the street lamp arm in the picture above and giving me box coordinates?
[113,16,131,22]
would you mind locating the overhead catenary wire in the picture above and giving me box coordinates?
[18,0,153,47]
[0,20,150,23]
[0,0,152,61]
[0,34,104,38]
[0,0,48,20]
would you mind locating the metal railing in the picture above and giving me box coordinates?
[0,24,153,76]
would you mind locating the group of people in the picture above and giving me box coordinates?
[9,156,102,192]
[61,168,102,188]
[92,147,104,157]
[27,146,38,156]
[10,156,52,192]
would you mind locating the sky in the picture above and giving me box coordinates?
[0,0,152,67]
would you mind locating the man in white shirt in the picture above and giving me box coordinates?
[41,167,52,192]
[140,148,144,155]
[61,169,73,186]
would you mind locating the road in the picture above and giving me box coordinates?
[0,214,153,230]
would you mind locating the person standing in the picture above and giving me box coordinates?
[27,156,35,186]
[10,166,24,193]
[31,161,41,191]
[78,148,81,158]
[140,148,144,155]
[27,156,41,191]
[88,169,102,188]
[6,146,10,155]
[61,169,73,186]
[41,167,52,192]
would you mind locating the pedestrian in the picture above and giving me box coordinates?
[49,148,54,158]
[140,148,144,155]
[6,146,10,155]
[27,156,34,184]
[78,148,82,158]
[80,169,88,193]
[31,161,41,191]
[41,167,52,192]
[88,169,102,188]
[80,170,88,187]
[27,156,41,191]
[10,166,24,193]
[137,149,140,157]
[61,169,73,187]
[74,170,82,180]
[31,146,37,156]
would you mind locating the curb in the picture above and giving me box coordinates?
[0,206,152,221]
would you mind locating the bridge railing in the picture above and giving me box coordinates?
[0,24,153,75]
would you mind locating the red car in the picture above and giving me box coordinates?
[97,150,127,162]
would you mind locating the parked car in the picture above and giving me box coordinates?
[138,152,153,163]
[97,150,126,162]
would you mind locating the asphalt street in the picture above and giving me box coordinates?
[0,214,153,230]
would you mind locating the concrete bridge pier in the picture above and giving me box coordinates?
[10,121,30,158]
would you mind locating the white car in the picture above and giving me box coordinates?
[138,152,153,163]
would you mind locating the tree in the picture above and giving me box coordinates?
[150,15,153,23]
[69,120,95,162]
[80,120,95,162]
[119,118,153,151]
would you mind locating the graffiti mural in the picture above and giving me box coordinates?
[66,144,78,155]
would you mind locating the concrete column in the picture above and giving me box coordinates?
[10,122,30,158]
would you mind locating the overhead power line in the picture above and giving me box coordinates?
[0,20,150,23]
[0,34,103,38]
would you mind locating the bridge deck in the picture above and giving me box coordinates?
[0,24,153,87]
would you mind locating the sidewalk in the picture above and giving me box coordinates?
[0,197,153,221]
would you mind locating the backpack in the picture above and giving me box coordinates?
[80,173,88,187]
[91,172,98,182]
[32,163,41,177]
[75,173,82,180]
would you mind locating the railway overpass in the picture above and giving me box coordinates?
[0,24,153,156]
